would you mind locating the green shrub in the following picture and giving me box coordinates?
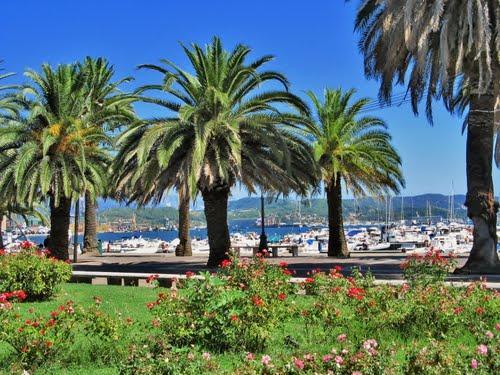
[401,249,457,286]
[0,243,72,301]
[147,255,296,352]
[0,299,126,372]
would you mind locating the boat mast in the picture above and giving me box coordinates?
[400,195,404,222]
[451,181,454,222]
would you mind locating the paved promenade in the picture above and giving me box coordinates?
[73,252,500,283]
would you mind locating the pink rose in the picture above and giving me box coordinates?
[337,333,347,342]
[322,354,333,363]
[261,355,271,366]
[293,358,305,370]
[202,352,211,361]
[335,356,344,365]
[476,344,488,356]
[246,352,255,361]
[485,331,494,339]
[471,359,478,369]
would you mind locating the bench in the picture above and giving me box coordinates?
[230,244,299,258]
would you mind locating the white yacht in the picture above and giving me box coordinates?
[103,237,166,254]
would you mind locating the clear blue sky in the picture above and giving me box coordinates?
[1,0,497,199]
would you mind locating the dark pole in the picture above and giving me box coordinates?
[258,194,268,251]
[73,198,79,263]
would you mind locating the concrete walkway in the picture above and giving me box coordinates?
[73,252,500,283]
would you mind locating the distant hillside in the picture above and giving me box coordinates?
[226,194,467,222]
[97,193,468,227]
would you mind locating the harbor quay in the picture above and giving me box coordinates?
[72,252,500,283]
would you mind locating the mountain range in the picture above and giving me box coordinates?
[96,193,469,225]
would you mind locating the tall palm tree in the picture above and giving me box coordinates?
[78,57,136,254]
[305,88,404,256]
[115,37,317,266]
[0,64,110,260]
[354,0,499,273]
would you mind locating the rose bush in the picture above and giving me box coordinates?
[0,243,71,301]
[147,255,296,352]
[0,298,127,372]
[401,248,457,286]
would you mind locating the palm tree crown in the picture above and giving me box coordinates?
[307,88,404,196]
[120,37,314,196]
[355,0,498,120]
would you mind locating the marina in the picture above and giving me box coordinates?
[3,218,496,257]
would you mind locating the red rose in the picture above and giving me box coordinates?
[185,271,195,278]
[146,274,159,284]
[279,261,288,268]
[220,259,232,268]
[278,293,287,301]
[347,287,365,300]
[252,295,264,307]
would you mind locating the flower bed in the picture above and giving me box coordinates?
[0,255,498,374]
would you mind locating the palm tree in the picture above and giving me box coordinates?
[305,88,404,256]
[114,119,195,257]
[115,37,316,266]
[354,0,499,273]
[0,64,110,260]
[0,62,23,249]
[78,57,136,254]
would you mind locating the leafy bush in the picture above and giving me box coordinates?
[300,269,499,343]
[401,249,457,286]
[0,299,126,372]
[0,243,71,301]
[147,255,296,352]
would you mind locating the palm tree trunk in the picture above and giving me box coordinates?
[202,185,231,267]
[175,184,192,256]
[458,75,499,273]
[83,191,98,254]
[326,173,349,257]
[0,213,4,249]
[49,195,71,261]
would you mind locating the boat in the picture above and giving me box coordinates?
[103,236,166,254]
